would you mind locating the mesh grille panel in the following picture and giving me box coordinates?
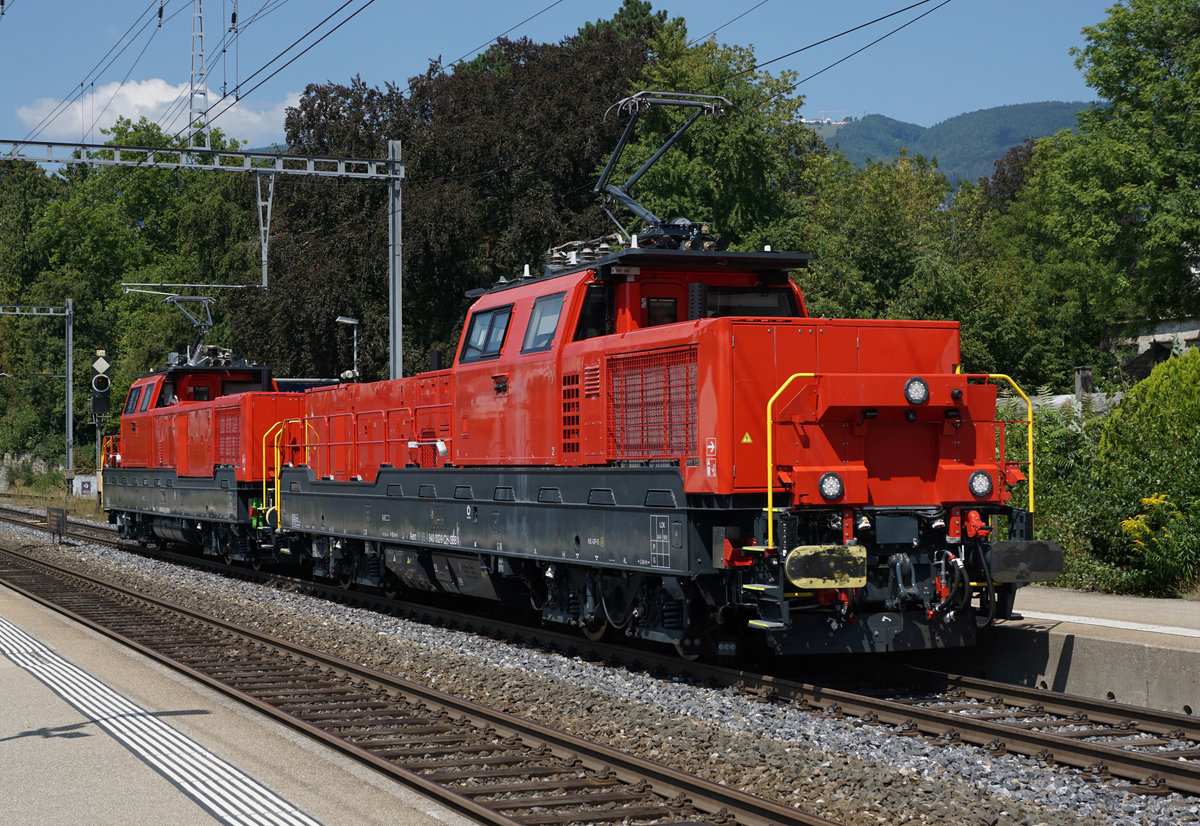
[216,408,240,465]
[606,347,697,458]
[562,373,580,455]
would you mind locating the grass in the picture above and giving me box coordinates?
[0,486,106,522]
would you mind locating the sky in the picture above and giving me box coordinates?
[0,0,1115,149]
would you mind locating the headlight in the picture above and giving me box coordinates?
[904,377,929,405]
[818,472,844,501]
[969,470,993,498]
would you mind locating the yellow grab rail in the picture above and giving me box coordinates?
[262,418,319,527]
[758,371,1035,552]
[986,373,1035,514]
[764,373,816,551]
[261,420,286,521]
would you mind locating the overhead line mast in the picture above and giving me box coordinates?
[190,0,210,149]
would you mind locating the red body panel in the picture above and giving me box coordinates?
[301,371,452,481]
[279,256,1008,512]
[115,371,303,482]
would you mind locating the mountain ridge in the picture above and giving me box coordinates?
[814,101,1092,183]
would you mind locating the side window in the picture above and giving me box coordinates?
[123,386,142,415]
[573,284,612,342]
[192,386,210,401]
[646,297,677,326]
[521,292,566,353]
[459,305,513,363]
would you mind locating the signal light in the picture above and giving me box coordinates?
[90,353,111,417]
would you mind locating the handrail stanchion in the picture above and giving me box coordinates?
[763,373,816,552]
[261,421,285,519]
[986,373,1035,513]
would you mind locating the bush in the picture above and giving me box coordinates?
[1034,350,1200,595]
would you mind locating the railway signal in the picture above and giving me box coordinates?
[91,353,111,417]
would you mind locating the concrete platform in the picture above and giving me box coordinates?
[942,585,1200,716]
[0,584,472,826]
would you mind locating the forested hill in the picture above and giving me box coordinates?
[819,102,1091,183]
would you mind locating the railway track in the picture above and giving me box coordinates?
[0,538,833,826]
[5,502,1200,802]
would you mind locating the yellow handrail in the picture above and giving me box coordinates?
[986,373,1034,513]
[262,418,319,527]
[764,373,816,551]
[261,420,285,518]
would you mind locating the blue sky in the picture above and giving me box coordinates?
[0,0,1114,148]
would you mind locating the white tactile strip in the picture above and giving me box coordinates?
[0,615,322,826]
[1019,611,1200,639]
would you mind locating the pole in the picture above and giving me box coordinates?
[65,298,74,488]
[388,140,404,379]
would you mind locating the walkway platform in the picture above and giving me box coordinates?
[942,585,1200,715]
[0,583,471,826]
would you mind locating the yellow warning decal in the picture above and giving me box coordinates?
[741,432,753,444]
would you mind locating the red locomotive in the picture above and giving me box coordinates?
[102,93,1061,657]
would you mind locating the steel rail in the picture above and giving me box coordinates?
[0,540,836,826]
[5,504,1198,797]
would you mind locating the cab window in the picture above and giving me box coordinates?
[123,386,143,415]
[705,287,798,318]
[573,284,613,341]
[646,297,677,326]
[521,292,566,353]
[138,385,155,411]
[459,305,513,363]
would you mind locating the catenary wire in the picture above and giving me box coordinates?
[157,0,294,138]
[20,0,163,142]
[441,0,565,72]
[687,0,769,47]
[754,0,955,112]
[88,15,166,138]
[179,0,377,142]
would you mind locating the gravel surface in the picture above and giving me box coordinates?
[3,519,1199,825]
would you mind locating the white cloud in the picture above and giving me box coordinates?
[16,78,295,147]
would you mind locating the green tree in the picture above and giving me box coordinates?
[0,118,255,460]
[1039,0,1200,319]
[234,26,652,378]
[606,17,823,248]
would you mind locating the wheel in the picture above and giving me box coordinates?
[673,641,700,662]
[582,618,609,642]
[383,572,401,601]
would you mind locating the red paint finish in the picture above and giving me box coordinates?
[273,251,1012,514]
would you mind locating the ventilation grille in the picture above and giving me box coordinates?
[583,364,602,398]
[216,408,240,465]
[606,347,697,458]
[562,373,580,455]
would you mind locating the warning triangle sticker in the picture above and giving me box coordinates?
[741,432,753,444]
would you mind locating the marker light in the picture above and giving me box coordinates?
[969,470,993,498]
[818,472,844,501]
[904,377,929,405]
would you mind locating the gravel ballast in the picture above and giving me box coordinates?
[2,521,1198,825]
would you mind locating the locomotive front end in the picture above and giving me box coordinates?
[709,319,1063,655]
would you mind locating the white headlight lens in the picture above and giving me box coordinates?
[969,470,993,498]
[904,377,929,405]
[818,472,844,501]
